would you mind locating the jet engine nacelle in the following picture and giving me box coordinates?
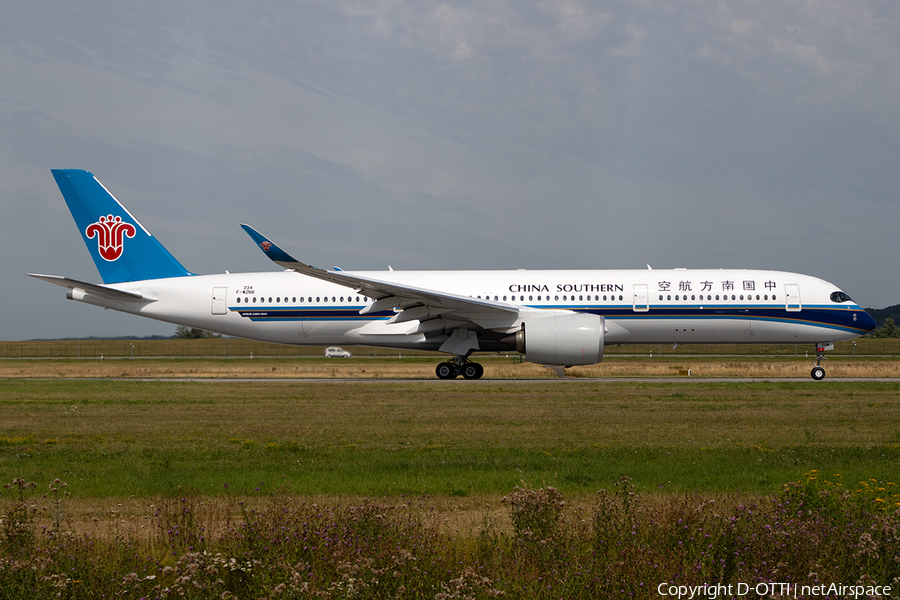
[513,313,605,366]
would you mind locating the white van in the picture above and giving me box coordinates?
[325,346,352,358]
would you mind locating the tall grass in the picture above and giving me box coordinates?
[1,475,897,598]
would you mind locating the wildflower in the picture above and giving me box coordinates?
[859,532,880,559]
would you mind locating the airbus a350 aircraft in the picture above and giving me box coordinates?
[29,170,877,380]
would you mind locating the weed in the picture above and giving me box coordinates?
[502,483,565,543]
[593,475,640,555]
[0,478,38,556]
[0,477,898,597]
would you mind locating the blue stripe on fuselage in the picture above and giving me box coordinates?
[232,303,872,334]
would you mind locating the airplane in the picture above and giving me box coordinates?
[28,169,877,381]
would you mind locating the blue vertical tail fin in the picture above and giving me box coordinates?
[52,169,193,284]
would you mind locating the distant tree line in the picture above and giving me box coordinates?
[861,303,900,338]
[865,317,900,338]
[28,335,172,341]
[866,304,900,327]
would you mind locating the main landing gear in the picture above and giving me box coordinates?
[435,356,484,380]
[810,342,834,381]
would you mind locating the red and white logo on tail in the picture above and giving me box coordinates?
[86,215,136,261]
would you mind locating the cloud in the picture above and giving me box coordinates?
[2,0,899,339]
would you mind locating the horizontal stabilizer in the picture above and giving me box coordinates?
[26,273,153,303]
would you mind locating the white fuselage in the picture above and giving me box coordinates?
[78,268,874,351]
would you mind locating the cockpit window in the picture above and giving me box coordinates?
[830,291,853,303]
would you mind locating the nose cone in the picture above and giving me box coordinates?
[858,310,878,334]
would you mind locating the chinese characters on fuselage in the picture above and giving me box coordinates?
[657,280,776,292]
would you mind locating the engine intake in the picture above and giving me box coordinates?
[510,313,605,366]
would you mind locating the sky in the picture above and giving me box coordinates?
[2,0,899,340]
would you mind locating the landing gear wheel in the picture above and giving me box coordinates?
[811,366,825,381]
[436,362,458,379]
[461,362,484,380]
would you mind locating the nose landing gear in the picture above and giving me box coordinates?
[810,342,833,381]
[811,364,825,381]
[435,356,484,379]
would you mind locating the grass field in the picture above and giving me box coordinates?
[2,378,899,498]
[2,369,900,597]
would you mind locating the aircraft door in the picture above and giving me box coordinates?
[632,284,649,312]
[785,283,801,312]
[211,287,228,315]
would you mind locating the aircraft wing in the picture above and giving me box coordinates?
[240,225,523,352]
[26,274,154,302]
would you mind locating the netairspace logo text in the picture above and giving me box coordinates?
[657,582,893,599]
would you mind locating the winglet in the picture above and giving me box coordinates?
[240,224,315,271]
